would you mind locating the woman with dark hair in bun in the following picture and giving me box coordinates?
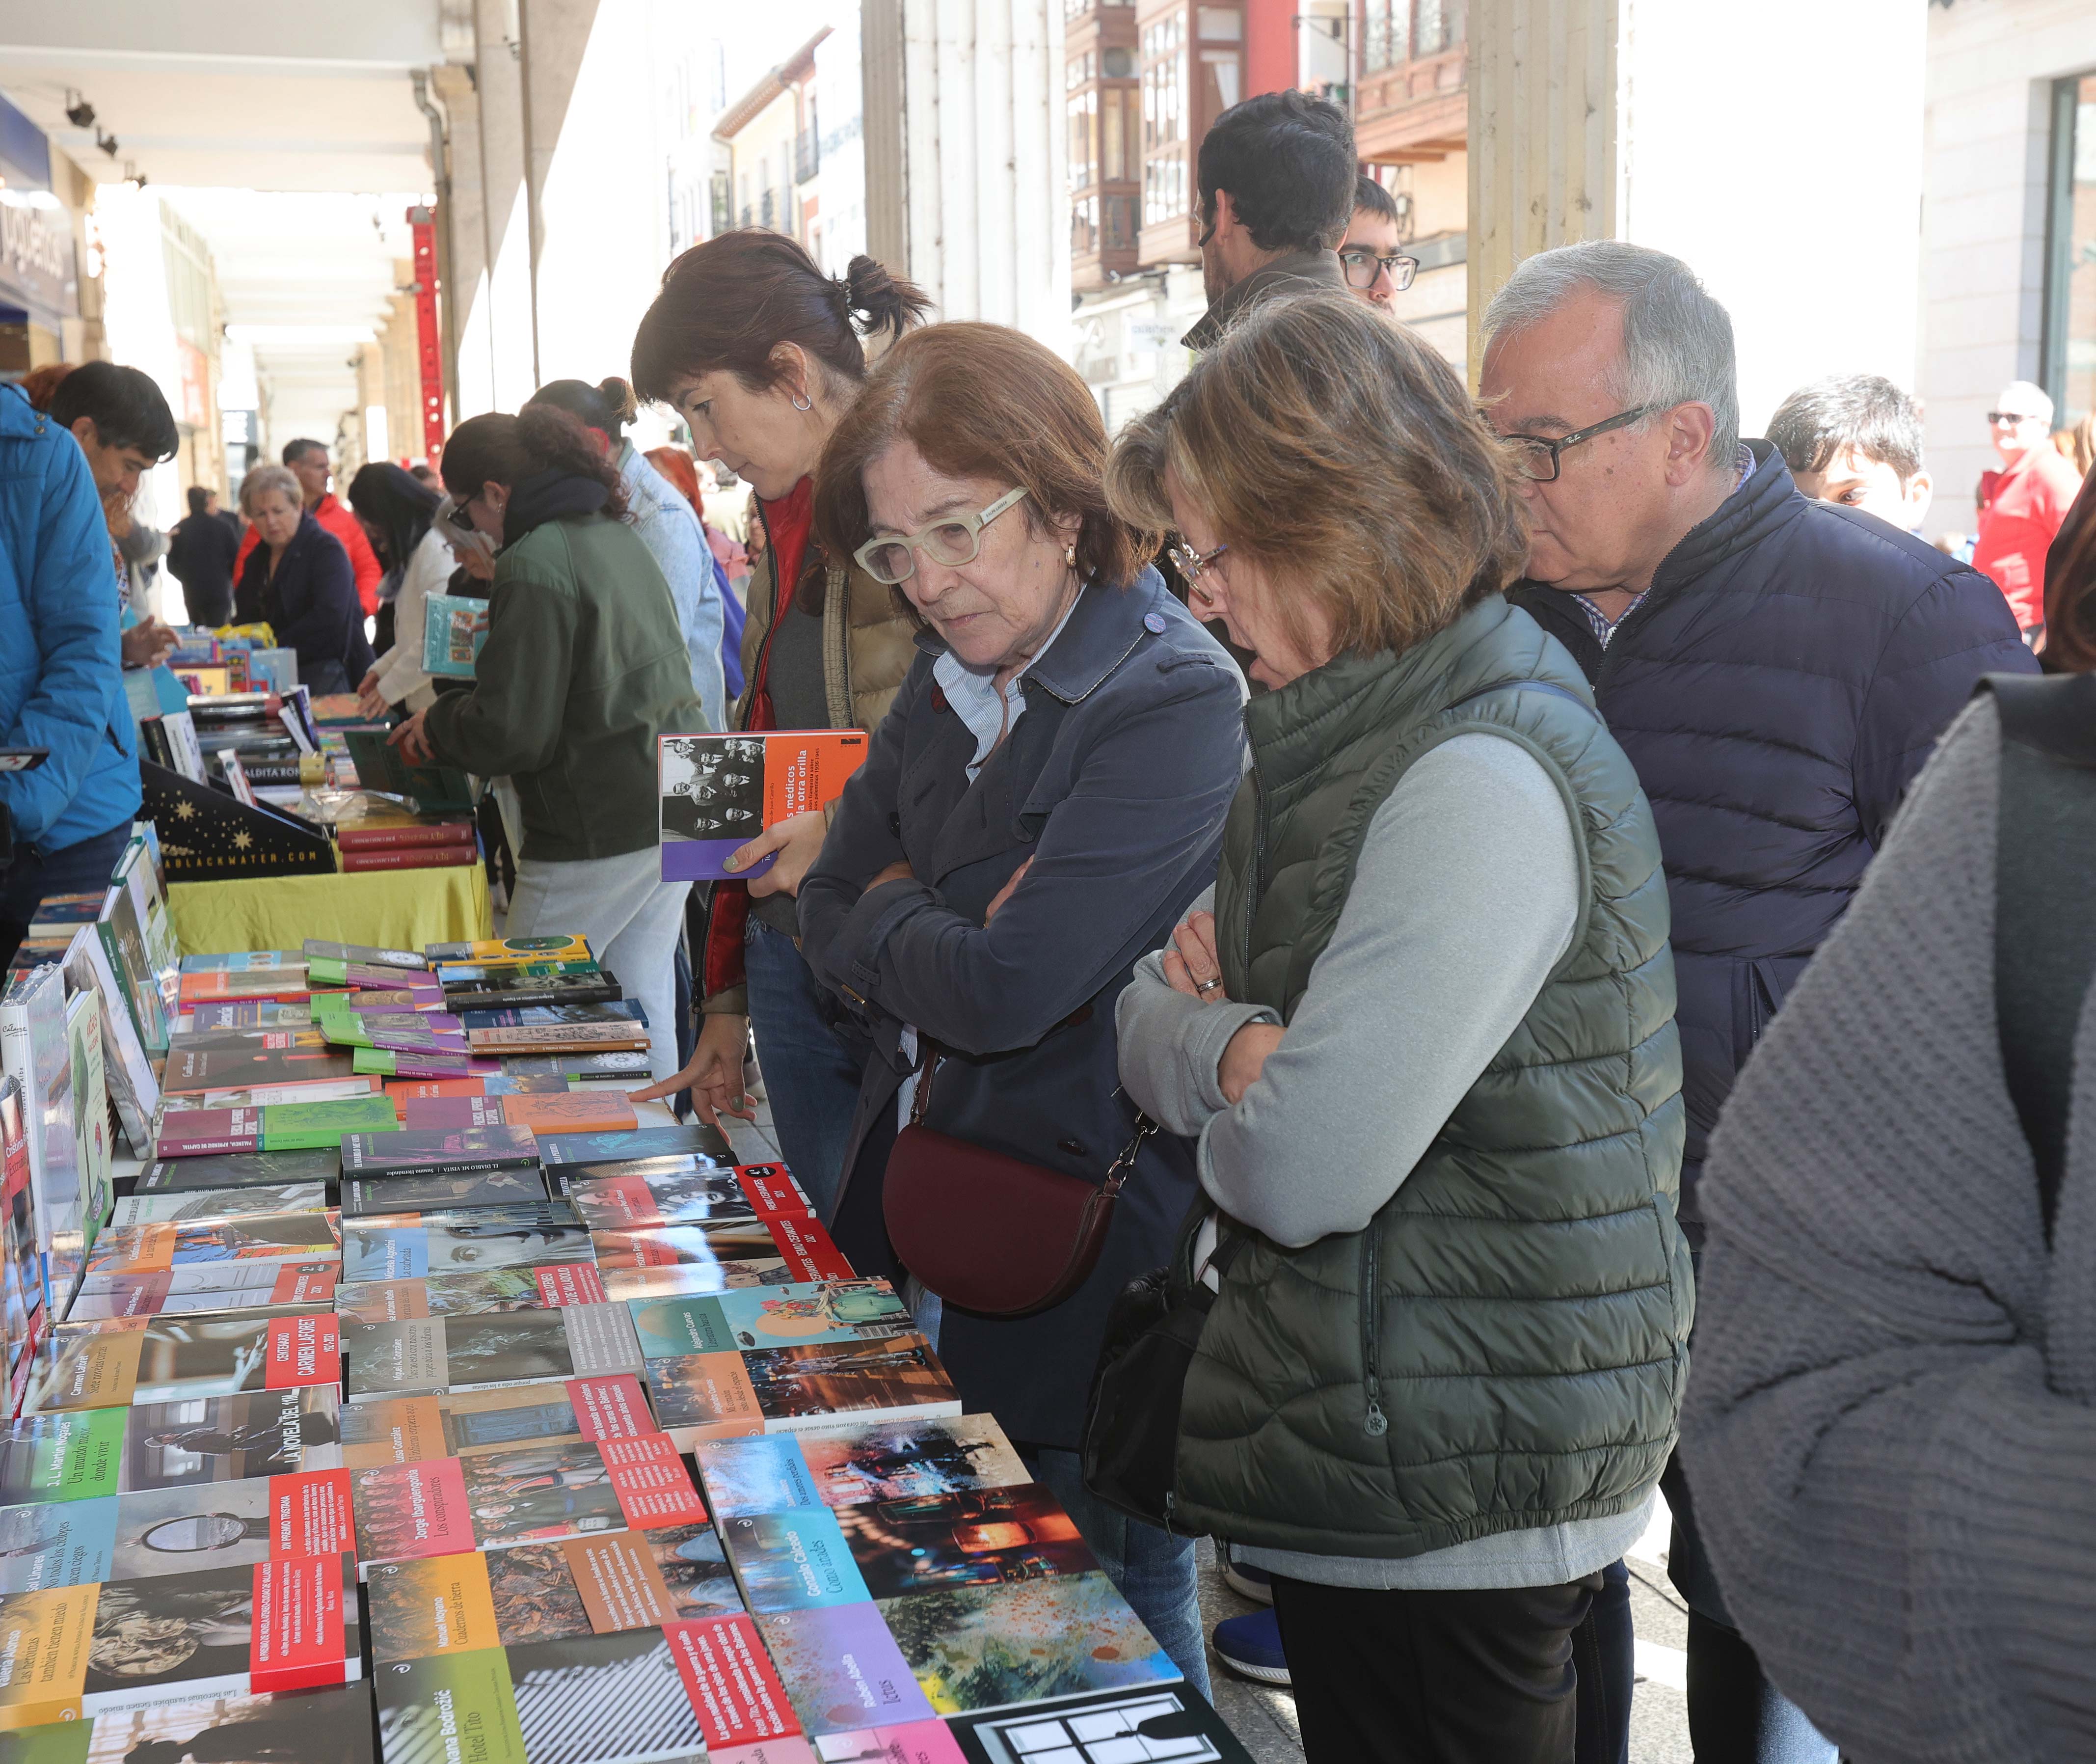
[390,404,703,1083]
[629,231,932,1220]
[527,375,728,733]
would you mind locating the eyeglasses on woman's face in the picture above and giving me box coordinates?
[855,487,1030,585]
[1340,248,1419,293]
[1167,538,1229,588]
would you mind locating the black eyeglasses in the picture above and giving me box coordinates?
[1340,248,1419,293]
[1988,410,2046,426]
[444,499,479,535]
[1494,407,1657,483]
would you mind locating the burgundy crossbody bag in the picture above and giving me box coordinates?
[882,1049,1157,1318]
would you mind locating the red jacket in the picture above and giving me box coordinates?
[1974,445,2085,632]
[235,491,383,615]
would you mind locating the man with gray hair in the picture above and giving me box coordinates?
[1479,239,2035,1764]
[1974,378,2082,639]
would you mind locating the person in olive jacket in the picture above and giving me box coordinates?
[390,405,704,1081]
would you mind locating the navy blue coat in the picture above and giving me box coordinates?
[799,570,1244,1447]
[234,511,374,695]
[1513,443,2037,1222]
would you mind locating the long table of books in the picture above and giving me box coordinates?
[0,917,1252,1764]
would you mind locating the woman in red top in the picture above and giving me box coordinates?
[628,231,930,1218]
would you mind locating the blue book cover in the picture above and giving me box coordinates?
[693,1436,825,1519]
[721,1507,870,1611]
[422,594,487,678]
[177,950,295,975]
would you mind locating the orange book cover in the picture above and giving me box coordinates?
[659,731,869,882]
[498,1092,640,1136]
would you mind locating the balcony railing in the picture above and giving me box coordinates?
[796,129,820,184]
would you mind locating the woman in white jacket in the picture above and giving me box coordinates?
[349,462,450,714]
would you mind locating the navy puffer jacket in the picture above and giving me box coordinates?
[1512,443,2036,1222]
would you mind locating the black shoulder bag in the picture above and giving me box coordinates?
[1987,671,2096,1244]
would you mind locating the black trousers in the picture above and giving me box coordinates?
[0,819,135,971]
[1271,1571,1600,1764]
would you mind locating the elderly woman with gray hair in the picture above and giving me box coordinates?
[232,462,373,696]
[1109,292,1690,1764]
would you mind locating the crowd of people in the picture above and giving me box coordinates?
[6,78,2096,1764]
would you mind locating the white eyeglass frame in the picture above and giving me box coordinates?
[854,487,1030,585]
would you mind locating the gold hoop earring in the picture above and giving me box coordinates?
[791,390,813,412]
[1065,543,1077,567]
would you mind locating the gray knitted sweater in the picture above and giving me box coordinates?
[1682,694,2096,1763]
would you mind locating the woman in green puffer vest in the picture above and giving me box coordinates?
[1109,295,1692,1764]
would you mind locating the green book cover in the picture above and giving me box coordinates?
[260,1093,400,1148]
[351,1048,397,1075]
[307,955,350,986]
[0,1407,130,1505]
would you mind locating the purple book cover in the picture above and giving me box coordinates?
[754,1603,936,1738]
[397,1095,508,1131]
[338,990,445,1014]
[341,1122,540,1174]
[154,1107,265,1156]
[347,963,443,993]
[366,1029,470,1056]
[384,1050,499,1077]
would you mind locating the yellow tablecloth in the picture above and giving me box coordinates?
[167,864,494,958]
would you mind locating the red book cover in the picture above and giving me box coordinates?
[267,1467,354,1556]
[154,1107,265,1156]
[265,1311,342,1388]
[768,1214,855,1282]
[534,1263,608,1306]
[601,1431,710,1525]
[350,1456,476,1563]
[337,822,479,851]
[665,1613,803,1749]
[565,1372,657,1440]
[248,1553,355,1693]
[737,1164,815,1219]
[342,846,480,872]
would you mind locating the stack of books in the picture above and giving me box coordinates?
[338,822,481,874]
[0,925,1250,1764]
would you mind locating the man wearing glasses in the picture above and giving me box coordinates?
[1478,239,2034,1764]
[1973,380,2082,642]
[1339,175,1420,313]
[1181,90,1356,352]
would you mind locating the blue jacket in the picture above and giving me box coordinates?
[234,510,375,688]
[0,385,140,854]
[1512,443,2037,1221]
[619,443,727,734]
[799,569,1245,1446]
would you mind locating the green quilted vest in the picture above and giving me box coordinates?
[1174,596,1692,1558]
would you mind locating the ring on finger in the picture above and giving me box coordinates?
[1196,976,1223,996]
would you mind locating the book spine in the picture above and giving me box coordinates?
[342,846,480,872]
[154,1132,263,1157]
[443,985,622,1011]
[347,1152,543,1179]
[337,824,480,852]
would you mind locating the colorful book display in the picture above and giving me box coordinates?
[0,1390,343,1500]
[23,1312,343,1413]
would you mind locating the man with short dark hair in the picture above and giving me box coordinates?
[233,437,383,615]
[1338,174,1418,313]
[1181,89,1356,350]
[166,483,240,627]
[1481,239,2036,1762]
[1768,373,1933,531]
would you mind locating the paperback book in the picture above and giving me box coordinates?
[658,732,869,883]
[81,1213,340,1277]
[0,1389,343,1502]
[0,1678,378,1764]
[1,962,84,1318]
[341,1169,553,1219]
[592,1214,853,1285]
[457,1002,642,1032]
[61,990,110,1241]
[537,1123,735,1172]
[136,1148,340,1192]
[22,1312,342,1413]
[61,922,161,1156]
[750,1601,935,1740]
[350,1432,706,1569]
[307,957,444,995]
[426,936,595,968]
[644,1334,960,1451]
[0,1465,352,1592]
[177,952,294,975]
[161,1042,358,1096]
[695,1416,1028,1520]
[351,1049,500,1081]
[334,1262,605,1324]
[95,868,169,1054]
[420,592,489,678]
[500,1049,649,1080]
[337,1374,656,1470]
[340,1125,540,1179]
[394,1095,510,1132]
[175,969,311,1006]
[365,1525,743,1663]
[482,1094,641,1135]
[566,1163,810,1233]
[151,1095,397,1158]
[463,1024,649,1056]
[0,1552,360,1729]
[158,1077,379,1114]
[0,1079,39,1366]
[627,1280,910,1360]
[439,971,623,1012]
[183,1000,314,1031]
[341,1304,644,1402]
[339,1214,595,1281]
[65,1260,339,1321]
[384,1074,571,1108]
[302,938,430,969]
[109,1183,328,1226]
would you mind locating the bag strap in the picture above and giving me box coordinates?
[908,1045,1157,1191]
[1986,672,2096,1244]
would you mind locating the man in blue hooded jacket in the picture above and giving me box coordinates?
[0,379,148,968]
[1482,240,2037,1764]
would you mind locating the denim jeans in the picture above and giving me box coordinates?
[1023,1445,1211,1701]
[743,917,865,1219]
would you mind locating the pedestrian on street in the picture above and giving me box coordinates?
[167,485,241,628]
[1480,238,2038,1764]
[1974,380,2085,645]
[233,463,374,697]
[1181,89,1355,351]
[234,439,384,616]
[1110,291,1688,1764]
[626,230,931,1220]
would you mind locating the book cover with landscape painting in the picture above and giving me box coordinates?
[643,1335,960,1451]
[342,1304,644,1403]
[694,1416,1028,1521]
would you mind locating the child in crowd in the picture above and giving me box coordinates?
[1769,373,1934,532]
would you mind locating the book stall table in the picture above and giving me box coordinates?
[168,861,494,960]
[0,923,1255,1764]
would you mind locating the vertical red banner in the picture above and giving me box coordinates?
[408,205,445,466]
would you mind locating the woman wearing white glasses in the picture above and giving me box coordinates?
[797,320,1246,1694]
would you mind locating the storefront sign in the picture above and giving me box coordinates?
[0,95,77,324]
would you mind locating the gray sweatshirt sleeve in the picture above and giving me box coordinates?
[1680,699,2096,1764]
[1188,733,1580,1247]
